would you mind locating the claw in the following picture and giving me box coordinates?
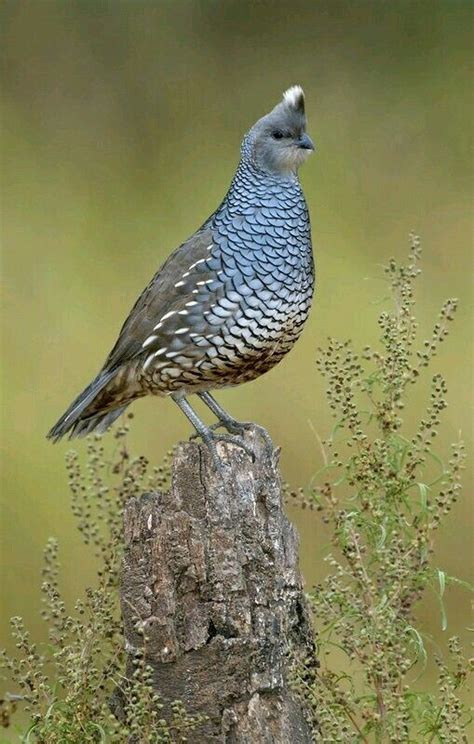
[193,429,255,470]
[191,420,271,467]
[217,419,253,436]
[214,418,274,457]
[173,393,268,474]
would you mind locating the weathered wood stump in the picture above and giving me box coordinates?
[117,425,315,742]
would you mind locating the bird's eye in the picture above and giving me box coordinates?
[272,130,284,140]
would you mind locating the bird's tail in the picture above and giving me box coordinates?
[47,371,128,442]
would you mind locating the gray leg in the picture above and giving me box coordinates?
[172,394,215,442]
[198,392,274,452]
[198,392,251,435]
[172,394,254,467]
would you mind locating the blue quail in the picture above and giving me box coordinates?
[48,86,315,457]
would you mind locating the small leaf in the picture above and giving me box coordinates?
[437,569,448,631]
[417,482,430,511]
[407,625,428,675]
[438,569,446,598]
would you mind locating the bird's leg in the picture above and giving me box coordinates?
[198,392,274,453]
[197,392,252,435]
[172,394,219,466]
[171,394,254,467]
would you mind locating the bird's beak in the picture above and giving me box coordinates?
[297,133,315,151]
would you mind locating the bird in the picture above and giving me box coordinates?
[48,85,315,463]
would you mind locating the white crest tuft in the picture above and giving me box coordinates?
[282,85,305,112]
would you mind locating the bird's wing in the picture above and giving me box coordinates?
[104,226,217,370]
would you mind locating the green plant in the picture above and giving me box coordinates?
[290,236,472,741]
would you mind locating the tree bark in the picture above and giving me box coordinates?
[116,425,316,742]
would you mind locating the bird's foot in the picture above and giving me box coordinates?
[213,432,256,462]
[192,393,273,458]
[193,427,255,471]
[190,416,251,438]
[208,418,253,436]
[214,419,274,454]
[199,419,273,457]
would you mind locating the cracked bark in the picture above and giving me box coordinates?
[114,425,316,742]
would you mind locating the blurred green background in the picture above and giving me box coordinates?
[1,0,472,719]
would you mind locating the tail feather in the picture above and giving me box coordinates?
[47,370,126,442]
[64,405,129,439]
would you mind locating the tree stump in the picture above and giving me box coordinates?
[117,425,316,742]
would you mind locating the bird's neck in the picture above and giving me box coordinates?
[229,157,302,200]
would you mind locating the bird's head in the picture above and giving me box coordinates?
[244,85,315,177]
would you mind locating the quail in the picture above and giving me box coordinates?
[48,86,315,461]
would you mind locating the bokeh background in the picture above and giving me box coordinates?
[1,0,472,725]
